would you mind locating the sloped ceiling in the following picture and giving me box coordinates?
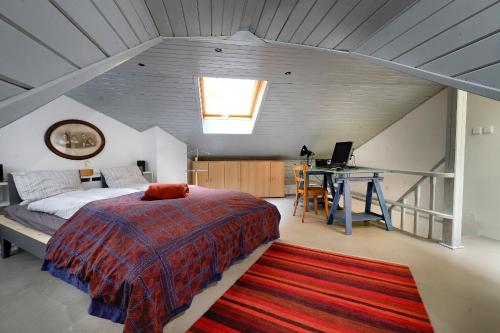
[141,0,500,98]
[0,0,158,100]
[68,38,442,158]
[0,0,498,157]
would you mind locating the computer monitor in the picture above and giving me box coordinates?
[330,141,353,166]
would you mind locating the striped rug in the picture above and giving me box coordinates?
[188,242,433,333]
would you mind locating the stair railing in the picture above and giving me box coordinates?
[351,160,454,240]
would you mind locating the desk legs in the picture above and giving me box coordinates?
[327,180,343,225]
[373,179,393,231]
[365,181,374,213]
[327,176,392,234]
[343,180,352,235]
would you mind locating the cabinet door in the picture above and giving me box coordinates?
[196,161,210,188]
[224,161,241,191]
[209,161,225,189]
[241,161,270,197]
[269,161,285,197]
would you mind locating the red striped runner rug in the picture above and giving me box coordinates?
[188,242,433,333]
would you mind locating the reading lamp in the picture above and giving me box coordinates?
[300,145,314,166]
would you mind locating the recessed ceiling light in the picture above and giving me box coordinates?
[285,71,291,76]
[214,48,222,53]
[138,63,145,67]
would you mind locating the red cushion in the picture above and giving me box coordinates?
[142,183,189,200]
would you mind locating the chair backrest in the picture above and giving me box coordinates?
[293,164,309,190]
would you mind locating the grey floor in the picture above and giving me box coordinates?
[1,197,500,333]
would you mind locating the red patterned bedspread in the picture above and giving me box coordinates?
[42,186,280,333]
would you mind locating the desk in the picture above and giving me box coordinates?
[307,167,393,235]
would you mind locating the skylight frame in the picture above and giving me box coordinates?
[198,77,267,120]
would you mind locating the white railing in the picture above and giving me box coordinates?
[352,160,454,240]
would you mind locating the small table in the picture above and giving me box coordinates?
[307,167,393,235]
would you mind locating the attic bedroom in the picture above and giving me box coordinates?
[0,1,499,332]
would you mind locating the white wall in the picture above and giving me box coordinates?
[462,93,500,240]
[353,89,448,237]
[142,127,187,183]
[0,96,187,183]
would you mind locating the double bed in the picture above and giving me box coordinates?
[0,169,280,333]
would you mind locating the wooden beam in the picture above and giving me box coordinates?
[0,37,162,128]
[441,88,467,249]
[350,52,500,102]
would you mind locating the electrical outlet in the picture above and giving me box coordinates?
[482,126,494,134]
[472,127,482,135]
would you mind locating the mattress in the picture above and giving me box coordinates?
[4,204,66,235]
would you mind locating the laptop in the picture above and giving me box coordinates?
[328,141,353,169]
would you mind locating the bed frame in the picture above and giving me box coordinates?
[0,174,50,259]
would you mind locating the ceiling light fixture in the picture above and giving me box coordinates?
[138,63,145,67]
[214,48,222,53]
[285,71,291,75]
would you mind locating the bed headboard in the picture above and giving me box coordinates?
[7,173,22,205]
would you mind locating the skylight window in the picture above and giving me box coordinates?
[198,77,267,134]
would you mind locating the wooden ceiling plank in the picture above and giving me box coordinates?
[303,0,359,47]
[419,33,500,78]
[131,0,159,38]
[182,0,201,36]
[197,0,212,36]
[394,3,500,68]
[265,0,297,40]
[211,0,224,36]
[371,0,497,61]
[318,0,386,49]
[335,0,415,51]
[276,0,316,42]
[241,0,259,30]
[115,0,151,42]
[355,0,452,55]
[0,37,162,129]
[0,19,76,87]
[231,0,247,34]
[254,0,281,37]
[0,0,105,67]
[51,0,128,56]
[289,0,336,44]
[222,0,236,35]
[0,80,28,102]
[144,0,174,36]
[459,62,500,91]
[93,0,141,47]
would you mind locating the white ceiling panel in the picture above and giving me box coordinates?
[51,0,128,56]
[0,0,105,67]
[0,80,27,101]
[93,0,142,47]
[0,19,76,86]
[68,38,442,158]
[115,0,151,42]
[0,0,157,103]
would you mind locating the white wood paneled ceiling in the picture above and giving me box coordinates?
[68,38,442,158]
[0,0,158,101]
[0,0,498,157]
[143,0,500,97]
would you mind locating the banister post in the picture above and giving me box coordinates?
[441,88,467,249]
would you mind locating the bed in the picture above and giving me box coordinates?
[0,171,281,333]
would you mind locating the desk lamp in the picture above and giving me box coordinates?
[300,145,314,166]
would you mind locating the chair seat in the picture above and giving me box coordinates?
[300,186,327,194]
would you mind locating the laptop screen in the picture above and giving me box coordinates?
[331,141,353,165]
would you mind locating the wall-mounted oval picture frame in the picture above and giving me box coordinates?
[45,119,105,160]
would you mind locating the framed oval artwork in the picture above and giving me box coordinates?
[45,120,105,160]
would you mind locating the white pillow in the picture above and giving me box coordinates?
[100,166,148,188]
[12,169,83,204]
